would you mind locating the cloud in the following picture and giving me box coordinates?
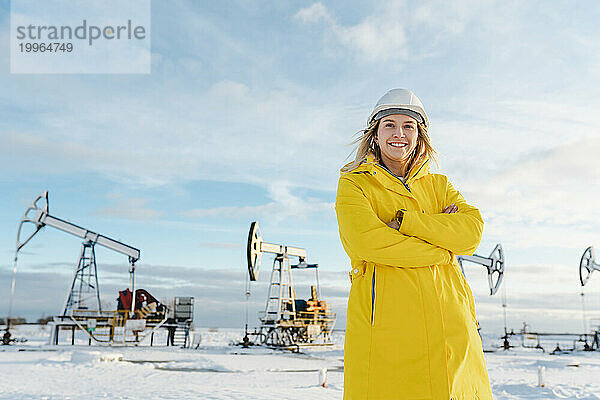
[95,197,163,220]
[335,15,407,61]
[411,1,493,35]
[463,137,600,249]
[184,181,334,221]
[293,1,488,62]
[294,3,407,61]
[293,3,333,25]
[0,77,355,191]
[427,91,600,252]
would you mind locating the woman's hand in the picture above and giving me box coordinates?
[387,204,457,229]
[386,219,400,230]
[442,203,458,213]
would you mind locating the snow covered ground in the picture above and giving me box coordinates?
[1,325,600,399]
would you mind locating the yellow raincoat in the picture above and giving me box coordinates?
[336,154,492,400]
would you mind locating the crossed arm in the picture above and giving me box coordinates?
[335,176,484,267]
[335,177,454,267]
[395,178,484,256]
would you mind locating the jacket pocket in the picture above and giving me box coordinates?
[349,262,367,283]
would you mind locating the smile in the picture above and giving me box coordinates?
[388,142,407,148]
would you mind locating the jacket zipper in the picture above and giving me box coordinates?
[400,179,411,193]
[371,268,376,326]
[375,161,426,193]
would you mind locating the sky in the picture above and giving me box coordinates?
[2,0,600,335]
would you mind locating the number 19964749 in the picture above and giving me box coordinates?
[19,42,73,52]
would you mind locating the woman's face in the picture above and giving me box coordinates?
[375,114,419,165]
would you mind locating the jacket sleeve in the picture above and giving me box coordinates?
[398,176,484,256]
[335,176,453,267]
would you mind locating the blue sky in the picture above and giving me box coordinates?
[2,1,600,333]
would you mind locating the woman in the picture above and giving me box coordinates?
[335,89,493,399]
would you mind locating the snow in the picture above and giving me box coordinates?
[2,325,600,399]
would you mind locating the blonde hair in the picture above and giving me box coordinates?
[341,118,438,178]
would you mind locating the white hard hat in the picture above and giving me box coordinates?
[367,88,429,129]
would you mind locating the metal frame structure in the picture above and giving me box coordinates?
[244,221,336,349]
[578,246,600,351]
[62,240,101,314]
[498,246,600,353]
[6,191,142,345]
[61,308,169,346]
[458,243,509,349]
[14,191,140,316]
[457,243,504,295]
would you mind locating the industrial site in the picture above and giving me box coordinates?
[3,1,600,398]
[3,191,600,399]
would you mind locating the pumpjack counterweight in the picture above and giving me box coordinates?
[579,246,599,287]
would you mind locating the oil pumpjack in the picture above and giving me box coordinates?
[5,191,191,346]
[242,221,336,350]
[579,246,600,350]
[498,246,598,353]
[457,244,511,349]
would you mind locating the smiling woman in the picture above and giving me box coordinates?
[375,115,419,177]
[336,89,493,399]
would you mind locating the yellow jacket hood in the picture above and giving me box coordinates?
[341,154,431,184]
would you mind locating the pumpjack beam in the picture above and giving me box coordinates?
[16,191,139,260]
[247,221,311,281]
[457,243,504,295]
